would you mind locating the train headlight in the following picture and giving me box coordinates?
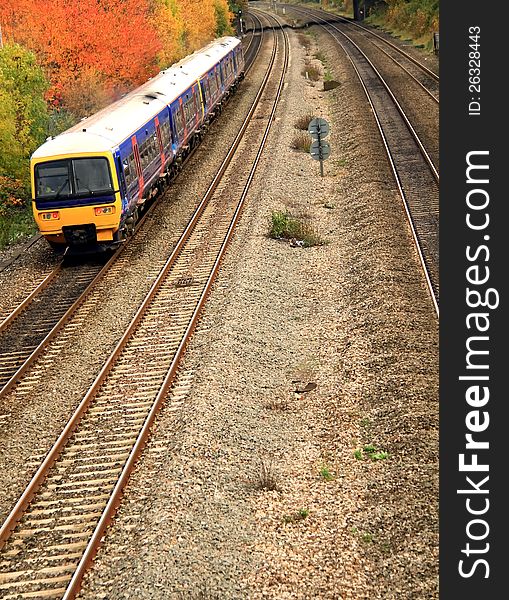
[39,211,60,221]
[94,206,115,216]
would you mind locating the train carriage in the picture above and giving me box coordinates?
[31,36,245,251]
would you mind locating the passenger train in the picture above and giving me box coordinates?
[31,36,245,250]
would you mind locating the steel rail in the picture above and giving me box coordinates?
[0,21,263,276]
[0,18,288,599]
[288,4,439,182]
[0,266,61,335]
[282,2,438,82]
[64,18,289,597]
[244,10,264,73]
[0,38,257,401]
[0,196,158,401]
[293,6,439,316]
[0,234,42,273]
[289,3,438,102]
[0,11,277,551]
[340,24,439,103]
[333,10,439,82]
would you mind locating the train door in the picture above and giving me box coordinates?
[114,152,127,200]
[154,116,166,174]
[131,135,144,201]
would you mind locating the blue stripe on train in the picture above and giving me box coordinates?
[35,194,116,210]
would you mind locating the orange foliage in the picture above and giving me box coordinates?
[0,0,161,96]
[0,0,232,113]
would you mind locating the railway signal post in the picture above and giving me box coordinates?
[308,117,331,177]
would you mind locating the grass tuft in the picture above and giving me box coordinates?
[354,444,390,461]
[319,465,335,481]
[268,211,324,248]
[294,113,315,131]
[252,454,279,492]
[302,64,321,81]
[298,33,312,52]
[291,132,312,153]
[283,508,309,523]
[314,50,327,63]
[0,176,35,250]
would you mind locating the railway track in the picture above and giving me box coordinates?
[0,260,107,397]
[243,10,264,67]
[0,13,288,599]
[312,6,439,102]
[0,23,264,405]
[280,3,439,315]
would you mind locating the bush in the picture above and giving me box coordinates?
[376,0,439,41]
[0,176,34,248]
[268,210,324,248]
[302,64,321,81]
[294,114,315,131]
[291,132,312,153]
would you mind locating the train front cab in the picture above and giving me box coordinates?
[31,152,122,249]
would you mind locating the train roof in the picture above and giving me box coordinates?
[32,36,241,161]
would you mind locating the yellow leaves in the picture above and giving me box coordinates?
[151,0,233,68]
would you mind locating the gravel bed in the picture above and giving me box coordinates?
[0,40,274,526]
[285,1,440,76]
[0,236,60,321]
[77,17,438,600]
[337,23,439,169]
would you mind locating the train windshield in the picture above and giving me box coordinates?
[35,158,113,200]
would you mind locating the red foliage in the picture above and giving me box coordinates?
[0,0,162,94]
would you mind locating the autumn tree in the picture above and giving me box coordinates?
[0,43,48,179]
[0,0,162,112]
[150,0,232,68]
[215,0,233,36]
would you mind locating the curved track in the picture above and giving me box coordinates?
[281,3,439,315]
[0,14,289,599]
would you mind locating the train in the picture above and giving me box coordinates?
[31,36,245,251]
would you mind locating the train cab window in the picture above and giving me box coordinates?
[35,158,113,200]
[35,160,71,198]
[74,158,113,195]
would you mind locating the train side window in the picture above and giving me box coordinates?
[128,153,137,183]
[161,121,171,147]
[140,141,149,168]
[177,109,183,135]
[150,134,157,158]
[123,159,130,182]
[193,89,198,116]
